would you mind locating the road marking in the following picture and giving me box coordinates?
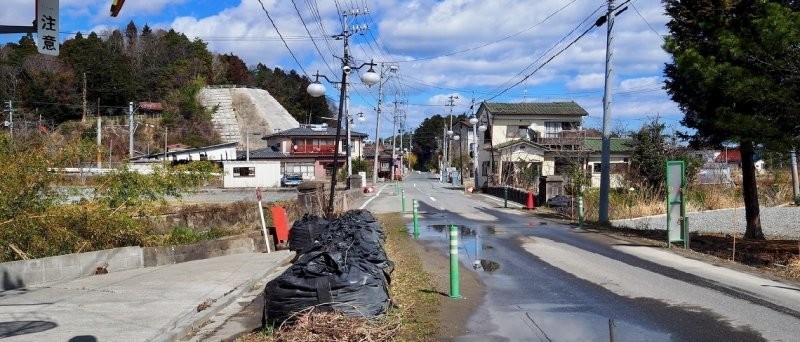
[359,184,389,209]
[429,196,437,202]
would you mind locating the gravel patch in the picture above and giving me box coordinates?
[611,207,800,238]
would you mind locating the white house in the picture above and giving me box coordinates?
[222,160,281,188]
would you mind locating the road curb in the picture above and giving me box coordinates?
[155,251,294,342]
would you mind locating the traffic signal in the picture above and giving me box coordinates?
[110,0,126,17]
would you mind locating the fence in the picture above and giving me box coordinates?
[483,186,538,206]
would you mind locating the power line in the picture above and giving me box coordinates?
[486,22,602,101]
[631,2,664,41]
[487,3,606,98]
[379,0,585,64]
[255,0,309,77]
[291,0,338,77]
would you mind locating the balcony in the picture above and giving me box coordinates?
[291,144,338,155]
[535,130,593,149]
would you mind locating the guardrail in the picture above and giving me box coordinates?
[483,186,537,206]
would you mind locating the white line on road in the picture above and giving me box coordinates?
[359,184,389,209]
[429,197,437,202]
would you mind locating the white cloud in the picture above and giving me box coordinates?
[567,73,604,90]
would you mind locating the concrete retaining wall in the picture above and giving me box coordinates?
[0,246,143,291]
[0,232,276,291]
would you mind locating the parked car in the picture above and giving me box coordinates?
[546,195,573,207]
[281,174,303,187]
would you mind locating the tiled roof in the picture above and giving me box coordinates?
[583,137,633,152]
[263,126,368,139]
[483,102,588,116]
[495,139,549,150]
[238,148,290,160]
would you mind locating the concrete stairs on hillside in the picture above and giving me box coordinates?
[198,88,241,144]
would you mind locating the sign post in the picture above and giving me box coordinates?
[37,0,60,56]
[666,161,688,248]
[256,187,272,253]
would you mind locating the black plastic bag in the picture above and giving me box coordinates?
[263,248,391,325]
[288,214,329,253]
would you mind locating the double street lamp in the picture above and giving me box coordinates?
[469,114,487,188]
[307,62,378,218]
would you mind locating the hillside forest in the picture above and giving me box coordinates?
[0,21,332,160]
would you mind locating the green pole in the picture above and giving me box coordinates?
[503,186,508,208]
[401,188,406,213]
[578,194,585,229]
[449,224,461,298]
[412,199,420,238]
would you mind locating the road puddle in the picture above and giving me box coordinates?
[425,224,502,272]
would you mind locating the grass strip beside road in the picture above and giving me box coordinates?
[379,212,440,340]
[237,212,439,341]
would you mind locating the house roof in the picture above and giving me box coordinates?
[238,148,292,160]
[715,148,742,163]
[482,102,588,116]
[583,137,633,153]
[262,126,368,139]
[495,139,549,150]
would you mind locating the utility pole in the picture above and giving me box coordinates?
[346,94,353,177]
[82,73,87,122]
[398,110,405,176]
[128,101,134,159]
[96,115,102,168]
[391,96,401,179]
[791,149,799,202]
[445,95,458,168]
[598,0,616,223]
[371,63,395,186]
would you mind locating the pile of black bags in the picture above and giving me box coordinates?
[263,210,394,325]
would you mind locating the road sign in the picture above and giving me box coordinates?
[37,0,60,56]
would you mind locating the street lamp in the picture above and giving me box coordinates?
[453,134,462,185]
[469,115,478,179]
[477,122,487,188]
[307,61,378,218]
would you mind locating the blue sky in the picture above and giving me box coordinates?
[1,0,680,140]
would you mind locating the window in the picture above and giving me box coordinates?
[593,162,627,174]
[545,122,561,138]
[281,162,314,180]
[199,153,208,161]
[233,167,255,177]
[506,125,530,139]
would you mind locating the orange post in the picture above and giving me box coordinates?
[526,191,535,210]
[271,206,289,245]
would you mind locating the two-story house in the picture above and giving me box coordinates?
[237,124,368,181]
[474,101,632,191]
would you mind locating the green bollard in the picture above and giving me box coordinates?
[412,199,420,238]
[503,186,508,208]
[401,188,406,213]
[449,224,461,298]
[578,195,585,229]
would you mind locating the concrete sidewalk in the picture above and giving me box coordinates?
[0,251,293,341]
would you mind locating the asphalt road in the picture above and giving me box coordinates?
[365,172,800,341]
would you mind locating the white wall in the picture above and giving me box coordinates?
[222,161,281,188]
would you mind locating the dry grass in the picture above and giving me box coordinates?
[579,170,794,221]
[238,309,400,342]
[237,212,439,342]
[787,258,800,280]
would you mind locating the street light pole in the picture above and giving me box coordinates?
[306,9,378,218]
[469,115,479,186]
